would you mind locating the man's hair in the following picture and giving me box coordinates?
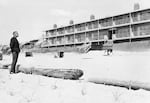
[13,31,18,35]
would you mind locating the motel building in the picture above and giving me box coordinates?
[41,4,150,52]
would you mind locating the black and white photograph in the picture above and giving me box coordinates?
[0,0,150,103]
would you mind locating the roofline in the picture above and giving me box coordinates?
[45,8,150,32]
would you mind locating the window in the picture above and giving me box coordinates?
[99,30,108,40]
[66,26,74,33]
[92,31,99,40]
[116,26,130,38]
[114,15,130,25]
[86,32,92,41]
[100,18,112,27]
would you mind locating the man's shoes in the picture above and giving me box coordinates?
[10,72,15,74]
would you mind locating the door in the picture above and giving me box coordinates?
[108,29,116,40]
[108,30,113,40]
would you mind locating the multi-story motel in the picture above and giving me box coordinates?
[41,7,150,52]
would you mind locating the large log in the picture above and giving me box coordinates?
[25,52,33,57]
[0,64,84,80]
[0,52,3,60]
[88,78,150,91]
[0,64,11,69]
[16,65,83,80]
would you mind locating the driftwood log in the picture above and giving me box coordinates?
[25,52,33,57]
[0,64,11,69]
[0,64,83,80]
[88,78,150,91]
[16,65,83,80]
[2,64,150,91]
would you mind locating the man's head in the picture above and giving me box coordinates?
[13,31,19,38]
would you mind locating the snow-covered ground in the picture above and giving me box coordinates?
[1,50,150,103]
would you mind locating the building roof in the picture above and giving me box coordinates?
[45,8,150,32]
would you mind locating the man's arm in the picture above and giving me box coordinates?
[10,38,14,52]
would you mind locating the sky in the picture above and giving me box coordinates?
[0,0,150,45]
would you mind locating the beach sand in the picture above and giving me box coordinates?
[0,50,150,103]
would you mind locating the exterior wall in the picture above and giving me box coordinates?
[41,8,150,51]
[113,40,150,51]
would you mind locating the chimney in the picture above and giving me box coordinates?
[134,3,140,11]
[69,20,74,25]
[53,24,57,29]
[90,14,95,20]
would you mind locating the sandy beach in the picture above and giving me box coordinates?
[1,51,150,103]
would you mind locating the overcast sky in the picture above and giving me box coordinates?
[0,0,150,45]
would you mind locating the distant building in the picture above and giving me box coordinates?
[41,7,150,52]
[22,39,39,49]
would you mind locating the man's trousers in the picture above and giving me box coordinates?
[10,52,19,73]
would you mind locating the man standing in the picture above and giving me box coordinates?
[10,31,20,74]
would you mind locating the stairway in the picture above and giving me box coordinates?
[77,42,91,53]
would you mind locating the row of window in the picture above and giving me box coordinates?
[46,11,150,37]
[44,25,150,45]
[132,11,150,22]
[46,22,150,37]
